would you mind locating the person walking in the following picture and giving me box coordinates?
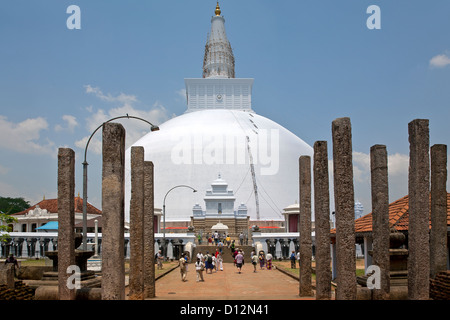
[205,251,214,274]
[195,257,205,282]
[196,251,204,263]
[266,252,273,270]
[226,234,231,247]
[251,253,258,272]
[216,251,223,271]
[218,240,224,254]
[290,251,296,269]
[258,251,265,270]
[239,232,244,245]
[235,250,244,274]
[179,253,188,282]
[156,250,164,270]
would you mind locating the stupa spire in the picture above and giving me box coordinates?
[215,2,221,16]
[202,2,235,78]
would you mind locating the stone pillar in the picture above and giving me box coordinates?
[331,117,356,300]
[407,119,430,300]
[143,161,155,298]
[313,141,331,300]
[430,144,447,279]
[57,148,76,300]
[129,146,145,300]
[299,155,313,296]
[101,123,126,300]
[370,144,390,299]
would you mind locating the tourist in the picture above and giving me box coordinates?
[197,233,202,244]
[195,257,205,282]
[239,232,244,245]
[266,252,273,270]
[258,251,265,270]
[230,240,235,253]
[184,253,190,272]
[208,236,213,246]
[218,240,224,253]
[226,234,231,247]
[205,251,214,274]
[214,230,219,245]
[297,251,300,268]
[216,251,223,271]
[196,251,204,262]
[212,254,216,272]
[156,250,164,270]
[290,251,296,269]
[235,250,244,274]
[251,253,258,272]
[179,253,187,282]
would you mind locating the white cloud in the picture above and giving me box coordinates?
[76,86,170,155]
[429,54,450,68]
[0,116,54,154]
[84,85,138,104]
[176,88,187,101]
[55,115,78,133]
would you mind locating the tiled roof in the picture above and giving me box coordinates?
[12,196,102,216]
[332,193,450,235]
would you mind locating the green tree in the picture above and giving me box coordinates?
[0,196,30,214]
[0,213,17,243]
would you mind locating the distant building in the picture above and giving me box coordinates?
[191,174,249,236]
[354,201,364,219]
[10,196,101,233]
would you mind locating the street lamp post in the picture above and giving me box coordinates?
[162,185,197,259]
[82,115,159,250]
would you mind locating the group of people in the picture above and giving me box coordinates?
[179,248,225,282]
[200,231,231,247]
[198,231,248,247]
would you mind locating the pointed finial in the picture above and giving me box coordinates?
[215,1,221,16]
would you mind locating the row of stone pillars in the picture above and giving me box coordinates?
[299,117,447,300]
[57,123,156,300]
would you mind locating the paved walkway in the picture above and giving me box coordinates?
[150,262,313,300]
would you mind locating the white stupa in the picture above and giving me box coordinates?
[124,3,313,222]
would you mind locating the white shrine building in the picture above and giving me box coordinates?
[190,174,249,236]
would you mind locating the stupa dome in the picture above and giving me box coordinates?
[124,3,313,222]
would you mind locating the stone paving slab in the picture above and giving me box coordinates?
[150,262,313,300]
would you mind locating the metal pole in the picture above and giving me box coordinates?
[94,219,98,257]
[162,203,166,260]
[82,161,88,251]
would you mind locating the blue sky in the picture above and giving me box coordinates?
[0,0,449,215]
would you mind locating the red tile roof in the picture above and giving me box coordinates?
[332,193,450,235]
[12,196,102,216]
